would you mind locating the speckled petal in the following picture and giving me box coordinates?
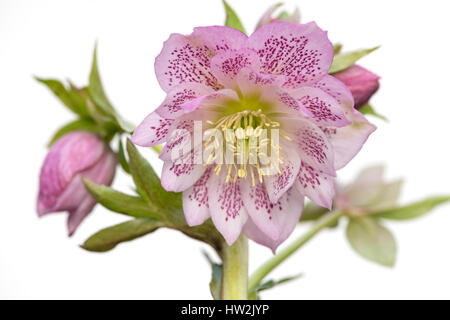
[291,87,351,127]
[313,75,354,108]
[161,148,206,193]
[210,48,260,88]
[131,111,174,147]
[155,26,248,92]
[244,189,304,253]
[182,167,213,226]
[281,118,335,176]
[295,161,335,210]
[156,83,213,118]
[247,21,333,87]
[322,108,376,170]
[181,89,239,113]
[208,171,248,245]
[242,181,304,243]
[159,119,195,162]
[263,141,300,203]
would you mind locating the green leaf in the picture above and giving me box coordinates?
[88,44,116,115]
[47,119,105,147]
[223,0,247,34]
[329,46,380,74]
[359,104,388,122]
[373,196,450,221]
[67,83,90,117]
[249,274,302,299]
[82,218,163,252]
[36,77,85,116]
[118,139,130,173]
[83,179,162,219]
[333,43,343,55]
[203,251,223,300]
[88,45,134,133]
[126,139,182,213]
[346,216,396,267]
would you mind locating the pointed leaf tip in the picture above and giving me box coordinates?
[222,0,247,34]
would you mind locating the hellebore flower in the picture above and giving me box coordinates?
[333,65,380,109]
[255,3,300,30]
[37,131,117,236]
[132,22,376,251]
[335,165,403,215]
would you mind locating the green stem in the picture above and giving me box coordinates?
[248,211,343,292]
[221,234,249,300]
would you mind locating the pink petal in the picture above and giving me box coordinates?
[263,142,301,203]
[242,181,304,244]
[181,89,239,113]
[210,48,260,88]
[247,21,334,87]
[161,148,206,193]
[322,109,376,170]
[290,87,351,127]
[295,161,335,210]
[155,26,247,92]
[67,150,117,236]
[182,167,213,226]
[236,67,285,96]
[131,111,174,147]
[281,117,336,176]
[208,171,248,245]
[313,75,354,108]
[244,188,304,253]
[156,83,213,119]
[67,196,96,237]
[272,89,313,117]
[159,119,194,162]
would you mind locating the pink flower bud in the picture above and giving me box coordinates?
[255,4,300,30]
[37,131,117,236]
[333,65,380,109]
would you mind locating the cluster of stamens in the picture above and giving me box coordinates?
[204,109,291,186]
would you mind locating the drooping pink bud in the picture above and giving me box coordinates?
[333,65,380,109]
[37,131,117,236]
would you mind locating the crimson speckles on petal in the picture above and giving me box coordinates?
[296,162,334,209]
[219,180,245,221]
[255,184,278,215]
[247,22,333,87]
[298,162,323,189]
[298,128,329,165]
[211,49,260,87]
[188,167,213,209]
[170,43,218,89]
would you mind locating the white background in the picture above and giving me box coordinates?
[1,0,449,299]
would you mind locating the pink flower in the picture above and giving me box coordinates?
[335,165,403,215]
[132,22,375,251]
[37,131,117,236]
[255,3,300,30]
[333,65,380,109]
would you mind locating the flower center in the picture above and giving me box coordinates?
[203,109,291,186]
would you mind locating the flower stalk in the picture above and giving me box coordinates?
[248,211,344,293]
[221,234,249,300]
